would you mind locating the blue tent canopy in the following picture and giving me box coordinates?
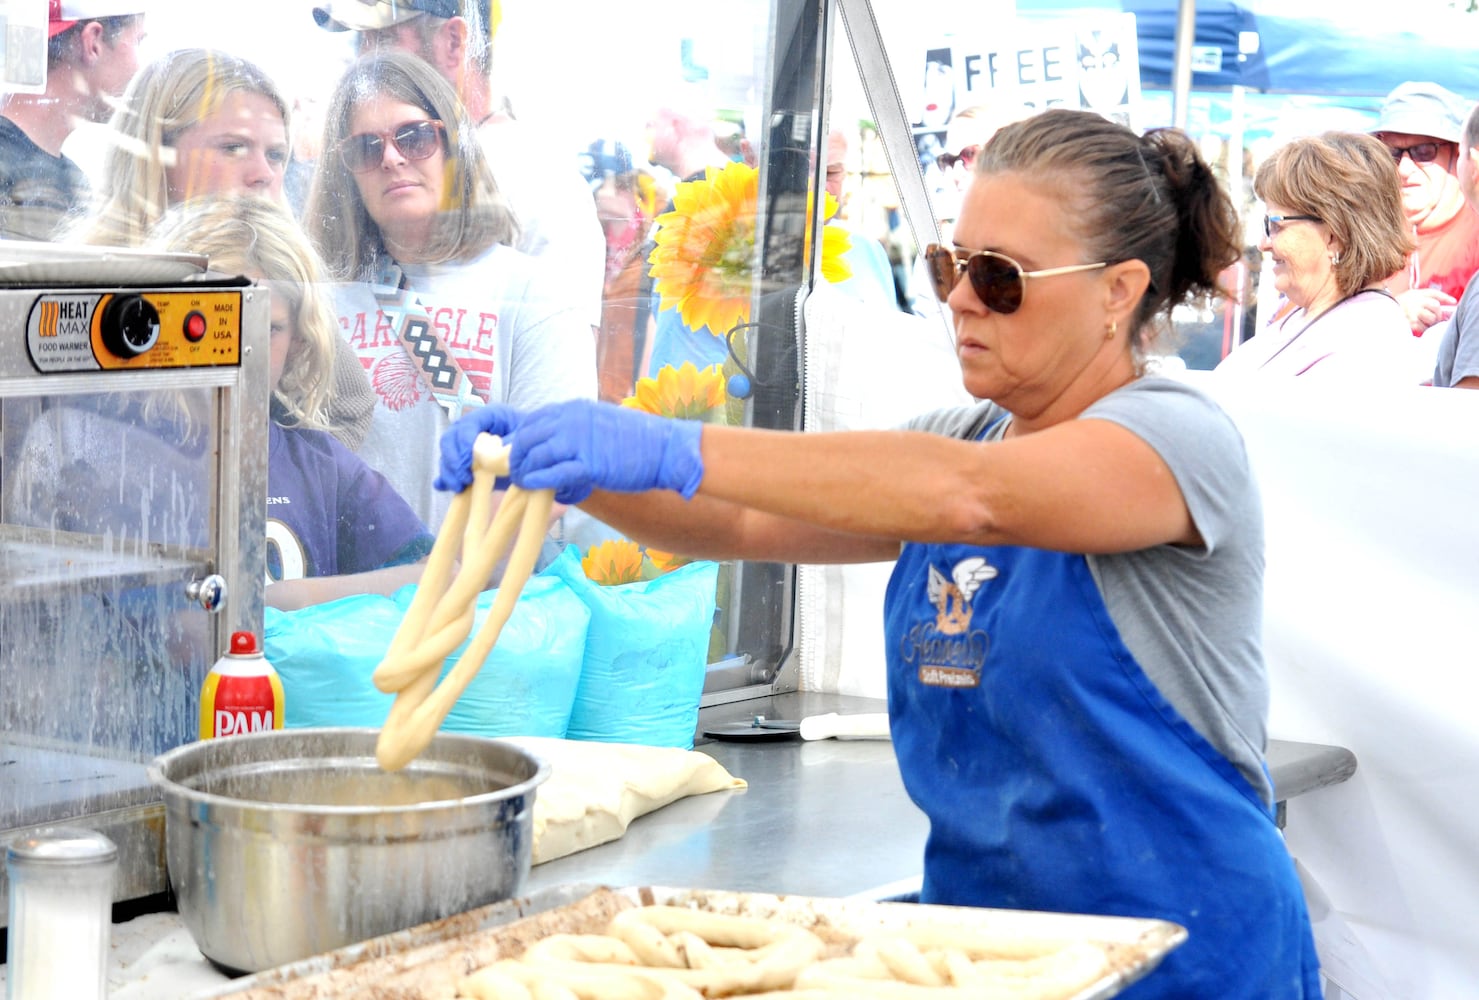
[1021,0,1479,98]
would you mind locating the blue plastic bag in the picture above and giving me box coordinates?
[264,571,589,738]
[545,546,719,748]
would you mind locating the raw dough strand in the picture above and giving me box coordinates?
[374,434,555,771]
[392,488,553,750]
[372,486,526,694]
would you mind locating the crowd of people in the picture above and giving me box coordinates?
[914,80,1479,388]
[0,0,613,605]
[0,1,911,606]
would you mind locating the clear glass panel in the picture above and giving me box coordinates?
[2,0,833,706]
[0,385,219,829]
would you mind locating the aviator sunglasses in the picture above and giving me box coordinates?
[935,144,981,170]
[924,243,1107,313]
[339,119,446,173]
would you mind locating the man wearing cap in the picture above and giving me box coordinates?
[1430,99,1479,388]
[1370,81,1479,335]
[311,0,605,338]
[0,1,145,241]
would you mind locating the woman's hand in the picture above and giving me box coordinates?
[510,399,704,505]
[435,403,524,493]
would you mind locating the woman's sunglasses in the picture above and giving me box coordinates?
[936,144,981,170]
[924,244,1107,313]
[339,119,446,173]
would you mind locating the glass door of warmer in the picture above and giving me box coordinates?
[0,385,219,774]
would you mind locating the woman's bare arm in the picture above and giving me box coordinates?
[580,418,1196,560]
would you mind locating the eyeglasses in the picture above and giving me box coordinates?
[339,119,446,173]
[1262,214,1322,238]
[1384,141,1446,165]
[936,145,980,170]
[924,244,1107,313]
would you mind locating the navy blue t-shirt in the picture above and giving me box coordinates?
[267,420,433,582]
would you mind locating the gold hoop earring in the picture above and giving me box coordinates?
[1106,319,1117,341]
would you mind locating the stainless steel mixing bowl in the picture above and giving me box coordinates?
[147,727,549,973]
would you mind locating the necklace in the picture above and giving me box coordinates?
[1259,287,1391,370]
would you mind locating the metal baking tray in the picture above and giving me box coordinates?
[192,884,1186,999]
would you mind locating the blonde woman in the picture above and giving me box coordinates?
[67,47,377,450]
[304,51,594,530]
[152,197,432,610]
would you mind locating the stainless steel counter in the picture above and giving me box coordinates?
[526,691,928,899]
[0,690,1355,996]
[525,690,1359,897]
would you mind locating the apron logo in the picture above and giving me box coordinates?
[904,559,996,688]
[928,558,996,634]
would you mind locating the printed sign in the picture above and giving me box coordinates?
[915,13,1143,156]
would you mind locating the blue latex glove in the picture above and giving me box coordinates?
[433,403,524,493]
[509,399,704,505]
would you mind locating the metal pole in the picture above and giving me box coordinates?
[1172,0,1196,130]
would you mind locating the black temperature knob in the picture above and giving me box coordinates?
[100,294,162,358]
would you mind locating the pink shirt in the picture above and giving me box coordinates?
[1215,288,1426,386]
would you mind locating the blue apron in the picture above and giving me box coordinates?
[884,538,1322,998]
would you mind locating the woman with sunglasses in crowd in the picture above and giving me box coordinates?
[304,51,593,533]
[435,108,1321,998]
[67,47,378,450]
[1215,131,1419,383]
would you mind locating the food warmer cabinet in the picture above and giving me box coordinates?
[0,241,269,922]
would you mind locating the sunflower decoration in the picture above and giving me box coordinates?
[645,548,692,574]
[622,361,726,421]
[581,539,644,586]
[581,538,694,586]
[647,160,852,334]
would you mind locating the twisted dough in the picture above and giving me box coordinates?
[457,905,1112,1000]
[374,434,555,771]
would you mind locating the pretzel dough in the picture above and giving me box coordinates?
[374,434,556,771]
[456,905,1112,1000]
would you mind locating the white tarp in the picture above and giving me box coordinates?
[1201,375,1479,1000]
[797,302,1479,995]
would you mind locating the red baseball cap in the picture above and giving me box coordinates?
[48,0,145,38]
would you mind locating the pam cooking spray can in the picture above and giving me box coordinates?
[200,631,285,739]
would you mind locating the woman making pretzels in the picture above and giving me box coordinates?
[437,109,1321,998]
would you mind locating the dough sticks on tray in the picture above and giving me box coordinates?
[374,433,555,771]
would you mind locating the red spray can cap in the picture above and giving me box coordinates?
[228,631,260,656]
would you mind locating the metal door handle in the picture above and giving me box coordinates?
[185,575,228,613]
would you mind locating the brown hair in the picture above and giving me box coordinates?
[976,108,1241,357]
[1253,131,1414,296]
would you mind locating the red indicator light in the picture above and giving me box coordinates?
[183,310,208,342]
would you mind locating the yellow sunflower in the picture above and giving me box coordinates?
[648,160,852,333]
[645,548,692,574]
[582,539,644,586]
[622,361,726,420]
